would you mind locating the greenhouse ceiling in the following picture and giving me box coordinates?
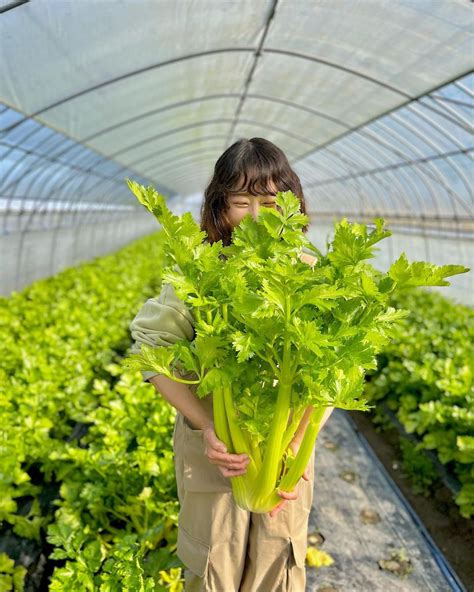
[0,0,472,234]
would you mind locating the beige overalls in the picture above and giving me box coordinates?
[130,282,315,591]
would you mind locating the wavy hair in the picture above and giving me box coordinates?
[200,137,308,246]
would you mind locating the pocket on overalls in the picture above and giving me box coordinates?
[177,525,210,578]
[289,534,307,568]
[182,416,233,493]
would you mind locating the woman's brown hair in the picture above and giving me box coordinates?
[200,137,308,246]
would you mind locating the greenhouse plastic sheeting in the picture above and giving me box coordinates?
[0,0,473,301]
[1,0,472,196]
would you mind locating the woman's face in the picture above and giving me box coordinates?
[225,181,278,230]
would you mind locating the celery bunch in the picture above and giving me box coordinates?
[124,180,469,513]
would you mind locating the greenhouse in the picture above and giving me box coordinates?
[0,1,472,590]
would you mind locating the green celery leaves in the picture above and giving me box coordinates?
[124,180,469,513]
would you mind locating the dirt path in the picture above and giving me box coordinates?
[305,410,465,592]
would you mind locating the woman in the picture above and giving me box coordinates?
[129,137,334,591]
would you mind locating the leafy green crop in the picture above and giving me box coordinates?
[365,288,474,517]
[1,234,184,588]
[124,180,469,514]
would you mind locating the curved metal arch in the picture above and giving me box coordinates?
[291,69,474,165]
[3,129,218,228]
[11,152,117,230]
[453,79,473,97]
[141,146,223,176]
[304,142,473,218]
[8,64,470,220]
[331,133,429,217]
[0,89,355,199]
[13,43,460,231]
[80,93,241,143]
[332,148,401,216]
[106,117,312,162]
[396,109,471,210]
[0,131,67,193]
[430,94,474,109]
[300,148,400,217]
[1,131,98,232]
[357,110,472,211]
[54,165,148,234]
[350,123,471,229]
[326,146,400,215]
[62,136,228,227]
[300,164,366,220]
[84,80,470,239]
[0,138,160,233]
[302,146,427,233]
[3,52,471,219]
[66,155,168,230]
[38,137,190,232]
[12,163,80,235]
[4,128,170,233]
[333,143,439,264]
[5,47,415,128]
[407,101,473,162]
[308,149,448,260]
[0,86,356,198]
[77,118,302,194]
[78,91,350,147]
[299,159,350,210]
[15,150,104,204]
[143,158,217,184]
[127,134,229,170]
[51,178,131,237]
[2,137,136,195]
[421,95,472,131]
[324,144,407,218]
[0,120,67,193]
[141,149,222,179]
[18,151,151,235]
[18,167,121,235]
[376,118,471,218]
[0,121,168,235]
[296,157,356,213]
[286,73,473,221]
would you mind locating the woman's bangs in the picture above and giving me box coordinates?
[227,165,279,197]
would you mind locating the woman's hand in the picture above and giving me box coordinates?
[203,423,250,478]
[268,439,311,518]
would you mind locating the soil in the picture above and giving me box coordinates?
[349,410,474,591]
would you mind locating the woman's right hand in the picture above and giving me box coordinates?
[203,424,250,478]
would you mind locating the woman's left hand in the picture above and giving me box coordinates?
[268,440,311,518]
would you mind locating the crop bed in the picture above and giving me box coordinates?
[1,228,471,591]
[1,232,184,590]
[363,289,473,520]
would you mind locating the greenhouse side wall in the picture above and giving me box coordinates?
[0,214,157,297]
[306,223,473,308]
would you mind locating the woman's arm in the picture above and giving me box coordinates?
[130,284,249,476]
[149,374,250,477]
[149,373,212,431]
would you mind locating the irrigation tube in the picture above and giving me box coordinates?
[345,411,467,592]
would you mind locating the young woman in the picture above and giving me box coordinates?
[129,137,334,591]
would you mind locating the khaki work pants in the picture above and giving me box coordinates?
[172,412,315,592]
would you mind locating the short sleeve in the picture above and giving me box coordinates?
[129,283,195,382]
